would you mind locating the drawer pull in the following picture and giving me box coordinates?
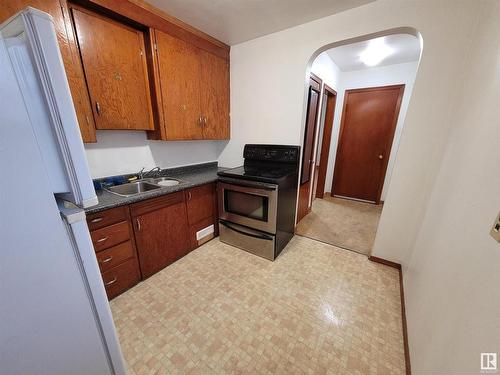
[96,236,108,243]
[100,256,113,264]
[91,217,103,223]
[105,277,117,286]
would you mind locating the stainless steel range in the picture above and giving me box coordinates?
[217,144,300,260]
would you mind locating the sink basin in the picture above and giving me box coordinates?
[151,177,180,187]
[105,181,161,197]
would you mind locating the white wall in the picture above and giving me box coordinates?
[222,0,479,270]
[311,52,341,89]
[323,61,419,200]
[220,1,498,373]
[403,1,500,373]
[84,131,226,178]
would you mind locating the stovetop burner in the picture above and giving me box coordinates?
[218,165,297,183]
[218,144,301,184]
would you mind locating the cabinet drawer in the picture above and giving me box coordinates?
[90,220,130,252]
[101,258,140,300]
[96,240,135,273]
[87,206,128,231]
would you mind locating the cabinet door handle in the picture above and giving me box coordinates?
[100,256,113,264]
[198,116,203,126]
[105,277,117,286]
[96,236,108,243]
[188,191,192,201]
[91,217,103,223]
[203,117,207,125]
[95,101,101,115]
[136,218,141,231]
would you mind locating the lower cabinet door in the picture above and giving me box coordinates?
[133,200,190,278]
[101,257,140,299]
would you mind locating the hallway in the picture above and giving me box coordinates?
[296,196,383,255]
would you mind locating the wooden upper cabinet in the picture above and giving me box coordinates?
[71,7,154,131]
[199,50,230,140]
[154,30,203,139]
[0,0,97,143]
[151,30,230,141]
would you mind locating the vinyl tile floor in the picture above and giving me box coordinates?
[295,196,383,255]
[110,236,405,375]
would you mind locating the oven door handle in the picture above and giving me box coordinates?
[220,221,274,241]
[218,178,277,191]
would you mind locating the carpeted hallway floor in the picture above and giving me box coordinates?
[295,196,383,255]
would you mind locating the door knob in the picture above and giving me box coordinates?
[378,154,384,159]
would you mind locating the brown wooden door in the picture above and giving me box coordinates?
[199,50,230,139]
[154,30,203,140]
[132,193,190,278]
[297,75,321,223]
[72,7,154,130]
[332,84,405,203]
[0,1,97,142]
[315,85,337,198]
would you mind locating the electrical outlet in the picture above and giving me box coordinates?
[490,211,500,243]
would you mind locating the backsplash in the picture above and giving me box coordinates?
[84,130,228,178]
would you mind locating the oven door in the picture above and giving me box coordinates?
[218,178,278,234]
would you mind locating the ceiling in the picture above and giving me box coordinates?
[325,34,421,71]
[147,0,376,45]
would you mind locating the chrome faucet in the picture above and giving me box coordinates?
[138,166,161,179]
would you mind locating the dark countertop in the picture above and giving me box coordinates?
[85,162,225,214]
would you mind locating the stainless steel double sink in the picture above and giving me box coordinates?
[104,177,182,197]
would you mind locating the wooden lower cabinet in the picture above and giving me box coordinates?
[96,240,136,273]
[131,191,190,279]
[87,206,140,300]
[186,183,217,249]
[101,257,141,300]
[87,183,218,297]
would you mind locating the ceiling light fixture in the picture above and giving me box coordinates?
[359,37,394,67]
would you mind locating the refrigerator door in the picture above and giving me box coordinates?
[0,29,123,375]
[0,7,97,208]
[59,202,127,375]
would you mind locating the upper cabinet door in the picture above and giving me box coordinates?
[199,50,230,140]
[154,30,203,140]
[72,8,154,131]
[0,1,97,143]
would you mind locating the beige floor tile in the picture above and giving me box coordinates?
[295,196,383,255]
[111,236,404,374]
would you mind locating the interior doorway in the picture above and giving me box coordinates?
[295,33,421,255]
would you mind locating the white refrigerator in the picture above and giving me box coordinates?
[0,8,126,375]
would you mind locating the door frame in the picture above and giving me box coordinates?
[332,84,405,204]
[297,73,322,223]
[315,84,337,198]
[300,72,322,184]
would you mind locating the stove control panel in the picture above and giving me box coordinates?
[243,144,300,163]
